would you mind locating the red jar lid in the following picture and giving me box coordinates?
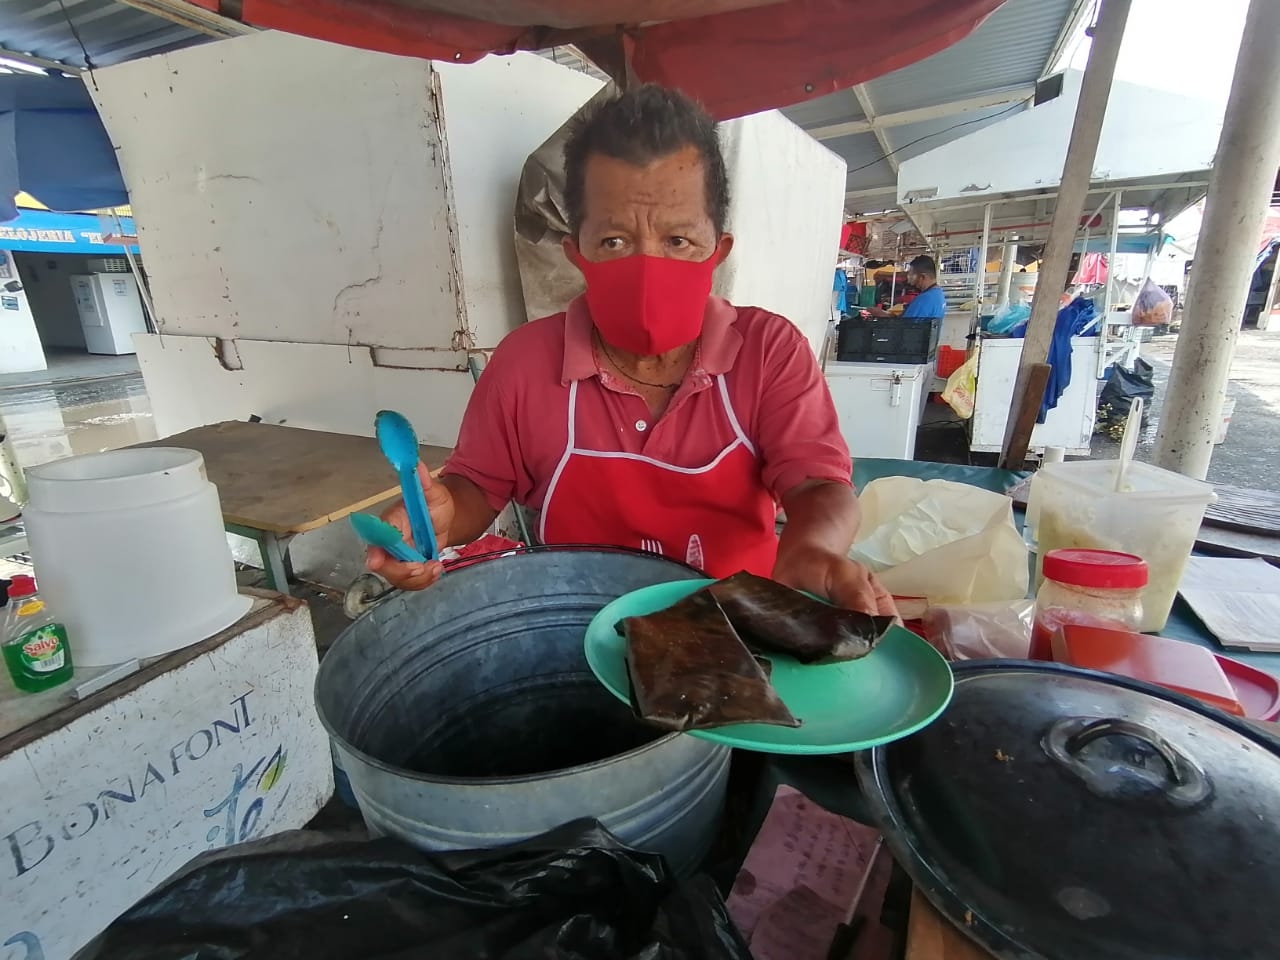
[1042,549,1148,589]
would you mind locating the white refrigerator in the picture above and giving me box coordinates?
[71,273,148,355]
[824,360,933,461]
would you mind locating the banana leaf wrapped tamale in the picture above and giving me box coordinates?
[709,571,895,664]
[619,589,800,732]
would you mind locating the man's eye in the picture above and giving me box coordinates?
[601,237,625,250]
[668,237,690,248]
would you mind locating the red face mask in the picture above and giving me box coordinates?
[570,251,717,356]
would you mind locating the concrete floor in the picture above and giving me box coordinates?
[1090,329,1280,492]
[0,350,142,391]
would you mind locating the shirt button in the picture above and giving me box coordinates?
[635,419,648,432]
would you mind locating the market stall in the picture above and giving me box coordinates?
[895,70,1221,455]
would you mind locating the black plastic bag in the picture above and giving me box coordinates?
[75,820,751,960]
[1098,357,1155,425]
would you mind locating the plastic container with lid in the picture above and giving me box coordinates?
[1030,549,1148,661]
[1026,459,1215,631]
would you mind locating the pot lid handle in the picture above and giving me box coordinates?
[1043,717,1212,808]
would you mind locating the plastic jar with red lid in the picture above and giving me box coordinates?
[1030,549,1149,661]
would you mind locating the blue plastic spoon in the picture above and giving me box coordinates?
[375,410,440,562]
[350,512,427,564]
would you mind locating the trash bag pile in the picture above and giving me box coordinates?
[75,821,751,960]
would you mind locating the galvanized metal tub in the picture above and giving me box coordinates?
[314,548,731,875]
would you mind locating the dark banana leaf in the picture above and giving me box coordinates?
[709,571,895,664]
[619,590,800,732]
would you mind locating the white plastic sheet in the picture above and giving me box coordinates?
[849,477,1028,604]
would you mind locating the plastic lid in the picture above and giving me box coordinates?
[1042,548,1148,589]
[7,575,36,599]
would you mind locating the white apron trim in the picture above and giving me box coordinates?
[539,374,753,543]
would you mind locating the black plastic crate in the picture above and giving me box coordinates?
[836,317,941,363]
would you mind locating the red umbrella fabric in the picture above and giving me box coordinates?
[181,0,1007,119]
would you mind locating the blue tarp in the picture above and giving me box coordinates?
[0,75,128,222]
[0,208,136,254]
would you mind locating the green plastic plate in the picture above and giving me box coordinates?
[584,579,954,755]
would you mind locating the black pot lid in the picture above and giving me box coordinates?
[854,661,1280,960]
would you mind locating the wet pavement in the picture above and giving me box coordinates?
[0,373,156,473]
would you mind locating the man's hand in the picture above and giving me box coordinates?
[773,544,898,617]
[865,306,892,318]
[367,462,452,591]
[775,479,897,616]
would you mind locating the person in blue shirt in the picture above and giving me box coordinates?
[868,255,946,321]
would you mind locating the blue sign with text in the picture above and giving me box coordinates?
[0,209,138,255]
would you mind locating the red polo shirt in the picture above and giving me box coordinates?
[443,295,852,514]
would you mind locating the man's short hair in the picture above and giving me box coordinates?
[909,255,937,278]
[564,84,730,236]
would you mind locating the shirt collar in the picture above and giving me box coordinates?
[561,295,743,384]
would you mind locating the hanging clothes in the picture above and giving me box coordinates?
[1014,296,1098,424]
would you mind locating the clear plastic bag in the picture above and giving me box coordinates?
[1131,278,1173,327]
[921,599,1035,660]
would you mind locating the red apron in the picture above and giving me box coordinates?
[540,374,778,578]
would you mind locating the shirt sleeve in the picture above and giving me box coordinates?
[903,286,945,318]
[753,317,853,499]
[441,341,534,513]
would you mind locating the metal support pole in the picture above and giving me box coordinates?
[997,241,1017,307]
[1154,0,1280,479]
[999,0,1132,469]
[1104,191,1122,318]
[113,212,159,334]
[975,204,992,328]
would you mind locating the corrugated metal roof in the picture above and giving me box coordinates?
[0,0,209,69]
[778,0,1086,213]
[864,0,1078,115]
[778,89,867,130]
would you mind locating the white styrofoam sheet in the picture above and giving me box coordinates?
[970,337,1101,454]
[717,110,847,358]
[90,31,461,351]
[434,55,601,347]
[134,334,472,445]
[0,598,332,960]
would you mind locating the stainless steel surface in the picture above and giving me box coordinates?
[315,548,730,875]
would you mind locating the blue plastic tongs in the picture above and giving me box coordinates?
[374,410,440,563]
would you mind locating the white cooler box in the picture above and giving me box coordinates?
[824,360,934,461]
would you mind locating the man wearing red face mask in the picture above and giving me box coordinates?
[368,85,895,616]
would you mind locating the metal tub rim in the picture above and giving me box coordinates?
[314,546,710,788]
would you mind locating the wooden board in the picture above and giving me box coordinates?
[136,421,451,534]
[906,888,994,960]
[1204,484,1280,537]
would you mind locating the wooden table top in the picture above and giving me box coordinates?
[136,421,452,535]
[907,889,993,960]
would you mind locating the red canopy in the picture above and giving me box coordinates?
[183,0,1007,119]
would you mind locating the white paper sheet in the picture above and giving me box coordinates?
[1178,556,1280,651]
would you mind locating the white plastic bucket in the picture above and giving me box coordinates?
[23,448,251,666]
[1026,459,1216,632]
[1214,397,1236,445]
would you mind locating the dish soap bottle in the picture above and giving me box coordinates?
[3,575,73,692]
